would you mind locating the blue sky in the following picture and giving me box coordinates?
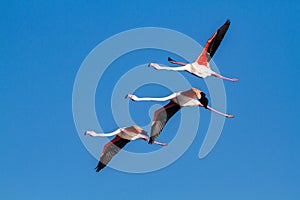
[1,0,300,199]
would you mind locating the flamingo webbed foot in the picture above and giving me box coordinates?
[227,114,235,118]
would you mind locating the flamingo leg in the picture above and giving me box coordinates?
[207,106,234,118]
[141,137,168,146]
[212,73,238,82]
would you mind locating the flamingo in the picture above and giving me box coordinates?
[149,20,238,82]
[85,125,167,172]
[126,88,234,143]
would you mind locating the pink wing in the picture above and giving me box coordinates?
[196,20,231,67]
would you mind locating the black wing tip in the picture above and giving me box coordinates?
[148,136,156,144]
[225,19,231,25]
[95,166,102,172]
[95,162,106,172]
[148,137,153,144]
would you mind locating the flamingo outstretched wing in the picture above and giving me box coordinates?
[167,57,187,66]
[196,20,231,67]
[149,101,181,143]
[95,136,130,172]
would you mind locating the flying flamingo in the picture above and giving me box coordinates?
[126,88,234,144]
[149,20,238,82]
[85,125,167,172]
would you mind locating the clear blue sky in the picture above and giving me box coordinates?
[1,0,300,199]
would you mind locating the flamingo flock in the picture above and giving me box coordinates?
[85,20,237,172]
